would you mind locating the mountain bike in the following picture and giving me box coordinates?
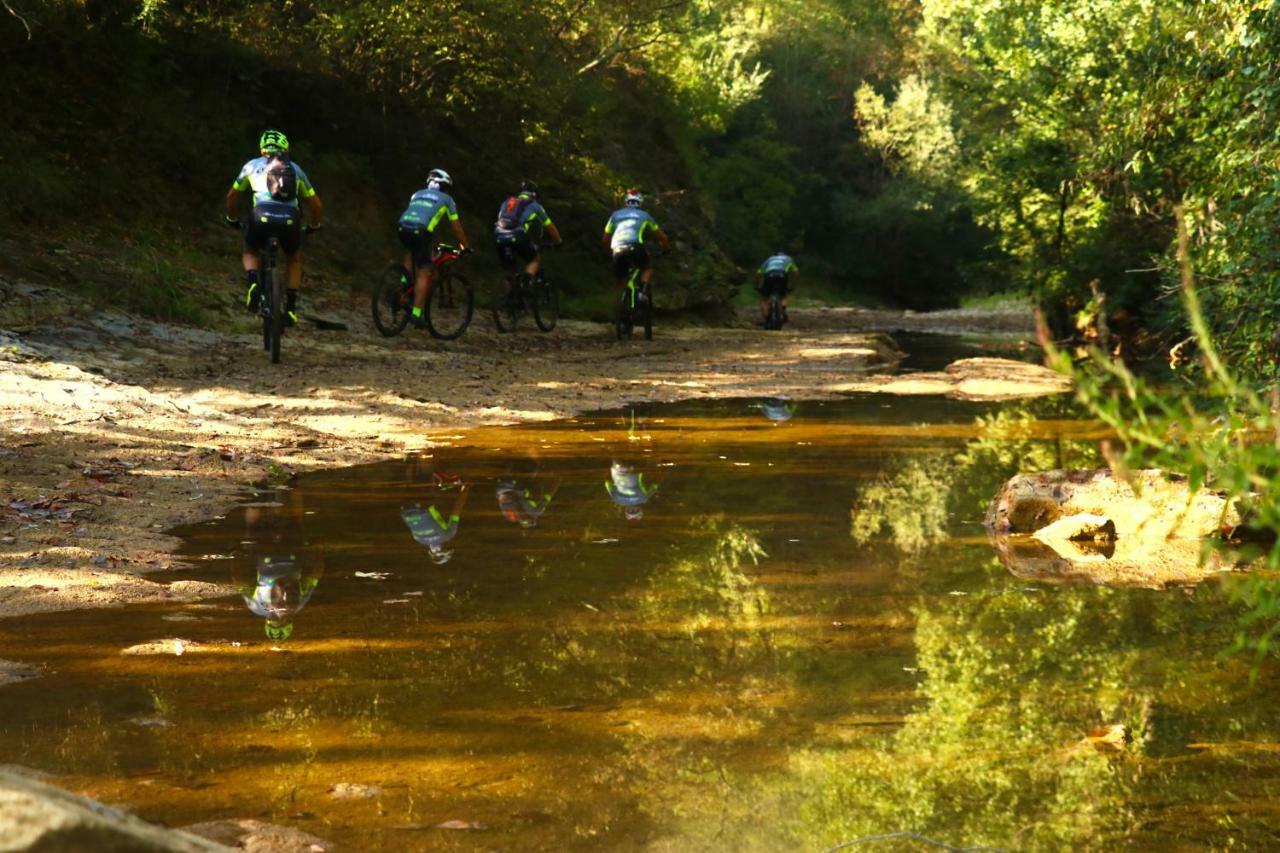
[763,290,787,330]
[258,235,287,363]
[372,244,473,339]
[491,269,558,333]
[615,259,652,341]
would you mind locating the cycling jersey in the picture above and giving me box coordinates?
[759,253,798,276]
[400,187,459,233]
[604,208,660,251]
[400,503,459,548]
[605,462,658,507]
[496,480,553,528]
[494,194,552,240]
[238,556,319,621]
[232,157,317,208]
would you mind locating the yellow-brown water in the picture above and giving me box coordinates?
[2,396,1278,850]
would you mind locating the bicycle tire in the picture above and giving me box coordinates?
[372,263,412,337]
[492,277,520,333]
[261,268,272,353]
[269,267,285,364]
[615,288,633,340]
[426,270,474,340]
[638,291,652,341]
[531,277,558,332]
[765,293,780,330]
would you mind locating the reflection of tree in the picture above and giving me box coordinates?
[851,406,1100,552]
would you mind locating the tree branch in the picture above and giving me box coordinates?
[3,0,31,40]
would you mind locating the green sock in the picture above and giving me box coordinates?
[412,306,423,318]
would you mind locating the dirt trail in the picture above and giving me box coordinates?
[0,277,1061,618]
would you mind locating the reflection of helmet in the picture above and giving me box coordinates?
[623,506,644,522]
[624,189,643,207]
[520,179,538,197]
[428,544,454,564]
[265,620,294,641]
[428,168,453,190]
[259,129,289,154]
[761,398,796,423]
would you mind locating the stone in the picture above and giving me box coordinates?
[0,769,226,852]
[182,819,331,853]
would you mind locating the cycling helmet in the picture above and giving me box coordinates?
[427,168,453,190]
[259,129,289,154]
[265,620,294,641]
[519,179,539,197]
[624,189,644,207]
[623,505,644,522]
[427,543,454,565]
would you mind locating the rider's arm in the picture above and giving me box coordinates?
[224,186,244,221]
[450,217,470,251]
[305,194,324,227]
[545,221,563,245]
[654,228,671,253]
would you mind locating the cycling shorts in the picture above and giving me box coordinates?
[245,203,302,257]
[495,232,538,265]
[611,244,650,279]
[399,226,437,269]
[758,272,789,296]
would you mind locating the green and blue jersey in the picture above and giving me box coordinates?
[400,187,459,233]
[604,207,660,251]
[232,157,317,208]
[759,253,798,276]
[494,193,552,239]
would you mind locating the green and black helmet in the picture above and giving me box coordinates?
[259,129,290,155]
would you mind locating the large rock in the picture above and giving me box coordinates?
[986,469,1240,540]
[0,769,227,852]
[986,469,1243,588]
[182,819,331,852]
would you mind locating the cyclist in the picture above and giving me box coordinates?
[603,189,670,298]
[760,397,797,423]
[231,487,322,642]
[224,130,324,326]
[496,452,561,529]
[756,250,798,325]
[494,179,563,293]
[398,168,472,328]
[400,457,469,563]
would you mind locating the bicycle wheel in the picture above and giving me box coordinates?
[268,268,285,364]
[492,276,520,333]
[531,276,558,332]
[426,270,474,340]
[615,288,633,340]
[638,289,652,341]
[766,293,782,330]
[372,263,413,337]
[261,267,272,353]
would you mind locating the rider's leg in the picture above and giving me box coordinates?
[285,253,302,321]
[413,264,437,313]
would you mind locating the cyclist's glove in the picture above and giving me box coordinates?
[303,223,323,234]
[223,215,241,231]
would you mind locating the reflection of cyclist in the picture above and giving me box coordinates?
[224,130,324,326]
[603,189,670,297]
[756,251,798,325]
[496,453,561,529]
[399,456,469,563]
[606,460,661,522]
[760,398,797,423]
[232,488,323,642]
[398,168,472,329]
[494,180,563,293]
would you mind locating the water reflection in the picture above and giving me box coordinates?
[759,397,797,423]
[495,450,559,529]
[0,395,1273,850]
[231,488,323,641]
[398,454,468,563]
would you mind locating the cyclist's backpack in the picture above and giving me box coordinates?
[496,195,534,232]
[265,156,298,202]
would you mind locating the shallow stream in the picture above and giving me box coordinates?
[1,394,1278,850]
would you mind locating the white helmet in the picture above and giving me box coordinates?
[624,188,644,207]
[427,168,453,190]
